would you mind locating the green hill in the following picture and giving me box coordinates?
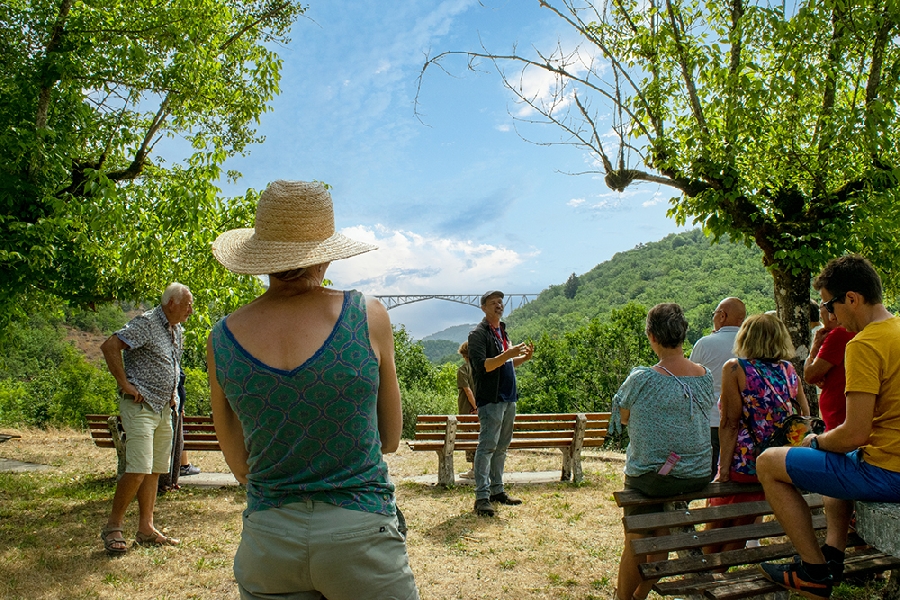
[506,229,775,344]
[421,339,461,364]
[422,323,477,344]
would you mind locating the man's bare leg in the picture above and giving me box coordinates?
[107,472,147,529]
[824,496,853,551]
[756,448,826,564]
[136,473,161,535]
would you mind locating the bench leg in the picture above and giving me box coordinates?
[560,448,583,483]
[437,450,455,487]
[883,569,900,600]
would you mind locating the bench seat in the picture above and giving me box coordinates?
[87,414,220,475]
[614,482,900,600]
[407,412,610,486]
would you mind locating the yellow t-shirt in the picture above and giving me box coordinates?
[844,316,900,472]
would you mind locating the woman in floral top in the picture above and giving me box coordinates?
[707,313,810,551]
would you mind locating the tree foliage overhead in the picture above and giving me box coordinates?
[0,0,306,319]
[421,0,900,355]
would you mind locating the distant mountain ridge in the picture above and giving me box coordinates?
[421,323,477,344]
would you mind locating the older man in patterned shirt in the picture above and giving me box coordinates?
[99,282,193,554]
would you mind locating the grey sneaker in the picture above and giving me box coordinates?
[474,498,495,517]
[179,464,200,476]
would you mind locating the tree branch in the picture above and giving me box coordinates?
[105,96,170,181]
[864,2,895,110]
[35,0,73,130]
[814,7,843,157]
[664,0,709,137]
[725,0,743,143]
[220,1,294,51]
[539,0,664,138]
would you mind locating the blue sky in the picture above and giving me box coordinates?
[222,1,689,338]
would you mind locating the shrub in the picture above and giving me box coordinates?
[183,367,211,416]
[0,379,27,425]
[0,347,117,428]
[51,347,118,426]
[400,385,455,439]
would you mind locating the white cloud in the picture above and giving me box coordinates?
[567,198,585,207]
[511,45,604,117]
[327,224,535,295]
[642,192,666,207]
[495,123,511,132]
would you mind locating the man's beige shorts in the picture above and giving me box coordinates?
[119,395,173,474]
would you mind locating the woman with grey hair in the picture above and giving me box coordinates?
[611,303,714,600]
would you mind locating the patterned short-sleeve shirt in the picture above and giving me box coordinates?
[115,306,183,413]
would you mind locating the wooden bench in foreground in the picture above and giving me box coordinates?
[407,412,611,487]
[87,414,220,475]
[614,482,900,600]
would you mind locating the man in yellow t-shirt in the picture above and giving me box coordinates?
[757,255,900,600]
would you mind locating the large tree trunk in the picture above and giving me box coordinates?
[771,266,819,417]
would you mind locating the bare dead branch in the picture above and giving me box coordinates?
[540,0,663,137]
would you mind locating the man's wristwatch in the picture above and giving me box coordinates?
[809,435,820,450]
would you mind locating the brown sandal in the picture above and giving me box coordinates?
[101,526,127,556]
[134,529,180,547]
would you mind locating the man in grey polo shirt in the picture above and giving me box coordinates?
[99,282,193,554]
[689,296,746,480]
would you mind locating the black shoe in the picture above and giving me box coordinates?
[179,464,200,476]
[474,498,495,517]
[489,492,522,506]
[758,561,833,600]
[791,548,845,583]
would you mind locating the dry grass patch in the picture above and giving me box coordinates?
[1,428,888,600]
[0,428,627,599]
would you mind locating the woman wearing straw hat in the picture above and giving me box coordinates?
[208,180,418,600]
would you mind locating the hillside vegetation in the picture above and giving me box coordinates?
[507,229,775,344]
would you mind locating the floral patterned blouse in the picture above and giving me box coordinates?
[727,359,799,477]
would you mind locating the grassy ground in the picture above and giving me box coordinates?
[0,428,892,600]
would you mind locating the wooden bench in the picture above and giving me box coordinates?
[87,414,220,475]
[407,412,611,486]
[614,482,900,600]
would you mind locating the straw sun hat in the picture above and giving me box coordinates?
[212,180,377,275]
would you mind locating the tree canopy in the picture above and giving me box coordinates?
[0,0,306,325]
[421,0,900,357]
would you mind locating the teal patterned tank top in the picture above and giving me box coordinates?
[211,290,395,516]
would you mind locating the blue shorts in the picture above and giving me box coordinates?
[785,448,900,502]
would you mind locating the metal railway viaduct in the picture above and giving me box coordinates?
[373,294,537,311]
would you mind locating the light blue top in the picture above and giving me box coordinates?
[611,366,715,478]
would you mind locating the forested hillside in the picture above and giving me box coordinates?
[507,229,775,344]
